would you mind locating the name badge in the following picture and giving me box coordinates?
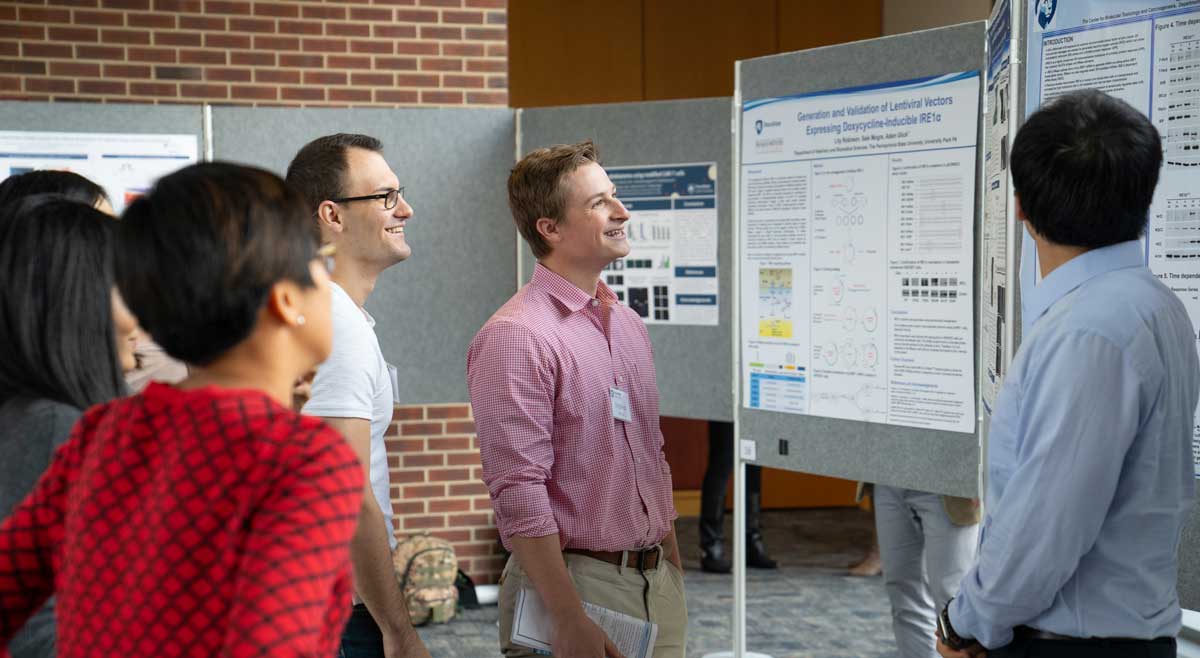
[609,387,632,423]
[386,363,401,404]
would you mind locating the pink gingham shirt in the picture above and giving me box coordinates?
[467,263,677,552]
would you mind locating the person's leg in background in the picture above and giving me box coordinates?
[699,421,777,573]
[875,485,936,658]
[743,461,776,569]
[848,483,882,577]
[699,422,733,573]
[913,494,978,622]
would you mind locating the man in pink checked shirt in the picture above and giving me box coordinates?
[467,140,687,658]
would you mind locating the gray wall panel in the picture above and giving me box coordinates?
[213,107,516,403]
[736,22,987,498]
[0,101,203,136]
[518,98,734,422]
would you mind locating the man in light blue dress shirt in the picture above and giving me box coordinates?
[937,90,1199,658]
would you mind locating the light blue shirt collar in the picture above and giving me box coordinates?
[1024,240,1144,329]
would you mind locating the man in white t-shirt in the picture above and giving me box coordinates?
[286,134,429,658]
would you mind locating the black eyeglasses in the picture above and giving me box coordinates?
[330,187,405,210]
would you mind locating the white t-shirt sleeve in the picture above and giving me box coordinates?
[302,291,376,420]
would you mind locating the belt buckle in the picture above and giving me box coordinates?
[637,544,663,572]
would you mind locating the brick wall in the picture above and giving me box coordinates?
[0,0,507,107]
[388,403,507,584]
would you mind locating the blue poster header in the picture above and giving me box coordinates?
[608,163,716,200]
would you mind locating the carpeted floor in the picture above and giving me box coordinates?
[416,507,901,658]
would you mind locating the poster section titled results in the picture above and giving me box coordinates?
[604,163,719,326]
[1026,0,1200,476]
[0,131,199,213]
[740,73,979,434]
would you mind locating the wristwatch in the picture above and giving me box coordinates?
[937,598,979,651]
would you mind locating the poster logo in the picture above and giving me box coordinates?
[755,119,764,135]
[1035,0,1057,30]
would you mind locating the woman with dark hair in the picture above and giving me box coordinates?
[0,169,188,392]
[0,162,363,657]
[0,194,137,658]
[0,170,112,214]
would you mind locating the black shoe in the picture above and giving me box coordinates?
[746,532,778,569]
[700,543,732,573]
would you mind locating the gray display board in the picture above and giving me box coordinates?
[0,101,204,138]
[735,22,987,498]
[517,99,734,422]
[213,107,516,403]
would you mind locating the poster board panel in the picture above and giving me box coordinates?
[736,22,986,497]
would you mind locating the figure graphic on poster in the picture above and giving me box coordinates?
[832,177,867,227]
[628,287,650,318]
[758,267,794,338]
[811,384,887,421]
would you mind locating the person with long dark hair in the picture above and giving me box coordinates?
[0,169,188,393]
[0,194,136,658]
[0,162,364,657]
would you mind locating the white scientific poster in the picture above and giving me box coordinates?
[982,0,1014,413]
[740,72,980,434]
[0,131,199,213]
[603,163,719,325]
[1025,0,1200,476]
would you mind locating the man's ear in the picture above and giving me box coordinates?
[316,200,343,235]
[1014,194,1045,242]
[535,216,561,247]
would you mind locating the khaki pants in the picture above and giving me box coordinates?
[498,552,688,658]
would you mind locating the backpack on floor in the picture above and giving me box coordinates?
[392,533,459,625]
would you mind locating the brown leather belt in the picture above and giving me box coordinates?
[564,546,661,571]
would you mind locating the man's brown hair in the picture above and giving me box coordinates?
[507,140,599,259]
[285,133,382,241]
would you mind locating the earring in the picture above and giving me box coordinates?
[296,314,306,326]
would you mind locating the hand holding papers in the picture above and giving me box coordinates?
[511,586,658,658]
